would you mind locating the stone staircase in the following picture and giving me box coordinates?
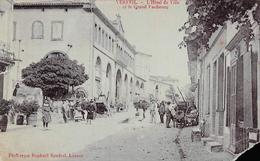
[202,137,223,152]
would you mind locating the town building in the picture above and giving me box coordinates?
[186,8,260,154]
[12,0,149,106]
[135,52,152,100]
[148,75,177,102]
[0,0,16,99]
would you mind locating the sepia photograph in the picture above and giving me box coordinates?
[0,0,259,161]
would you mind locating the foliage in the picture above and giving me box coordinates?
[165,85,177,102]
[14,100,40,115]
[0,99,13,115]
[179,0,258,50]
[22,54,89,99]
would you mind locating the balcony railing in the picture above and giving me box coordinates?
[0,40,15,65]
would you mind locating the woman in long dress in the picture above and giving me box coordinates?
[86,100,95,124]
[42,100,52,129]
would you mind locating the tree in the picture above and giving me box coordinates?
[22,54,89,99]
[179,0,259,50]
[165,85,178,103]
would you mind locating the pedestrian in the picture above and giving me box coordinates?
[170,103,177,128]
[69,100,75,120]
[12,83,20,97]
[158,101,166,124]
[42,99,52,129]
[87,100,95,124]
[61,100,68,123]
[149,99,157,123]
[165,101,174,128]
[74,100,83,121]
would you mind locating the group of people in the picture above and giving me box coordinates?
[148,100,177,128]
[41,98,97,129]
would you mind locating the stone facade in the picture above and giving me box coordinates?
[148,75,177,102]
[192,21,260,154]
[12,0,148,106]
[0,0,16,100]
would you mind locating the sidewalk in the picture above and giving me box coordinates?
[0,110,134,161]
[179,127,234,161]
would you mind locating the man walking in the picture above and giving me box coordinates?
[158,101,165,123]
[165,101,174,128]
[149,99,157,123]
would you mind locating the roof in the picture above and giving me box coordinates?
[137,52,152,57]
[14,0,89,6]
[14,0,138,55]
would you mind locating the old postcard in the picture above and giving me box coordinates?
[0,0,259,161]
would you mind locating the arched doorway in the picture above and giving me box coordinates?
[74,87,88,99]
[45,51,68,59]
[95,57,102,98]
[130,77,133,102]
[124,74,128,104]
[106,63,112,103]
[115,69,122,102]
[136,80,140,96]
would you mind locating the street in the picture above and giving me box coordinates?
[0,111,234,161]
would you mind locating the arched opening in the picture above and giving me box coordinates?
[106,63,112,102]
[74,87,88,99]
[136,80,140,95]
[124,74,128,103]
[115,69,122,102]
[140,82,144,89]
[95,57,102,97]
[130,77,133,102]
[45,51,68,59]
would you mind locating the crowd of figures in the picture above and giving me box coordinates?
[40,98,106,130]
[134,99,198,128]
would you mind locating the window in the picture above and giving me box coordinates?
[105,33,108,49]
[94,24,97,42]
[51,21,63,41]
[109,36,111,52]
[13,21,16,41]
[112,39,114,53]
[101,30,104,47]
[32,20,44,39]
[98,27,101,44]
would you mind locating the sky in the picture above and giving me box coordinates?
[95,0,190,86]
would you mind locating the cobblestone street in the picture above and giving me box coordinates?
[0,111,235,161]
[60,118,235,161]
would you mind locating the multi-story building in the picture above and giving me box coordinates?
[148,75,177,102]
[135,52,152,99]
[0,0,16,99]
[12,0,148,106]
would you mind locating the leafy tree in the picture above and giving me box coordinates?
[165,85,178,103]
[179,0,259,51]
[22,54,89,99]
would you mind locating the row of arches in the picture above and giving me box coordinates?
[95,56,144,103]
[44,52,145,103]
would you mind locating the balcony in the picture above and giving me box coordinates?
[0,41,15,72]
